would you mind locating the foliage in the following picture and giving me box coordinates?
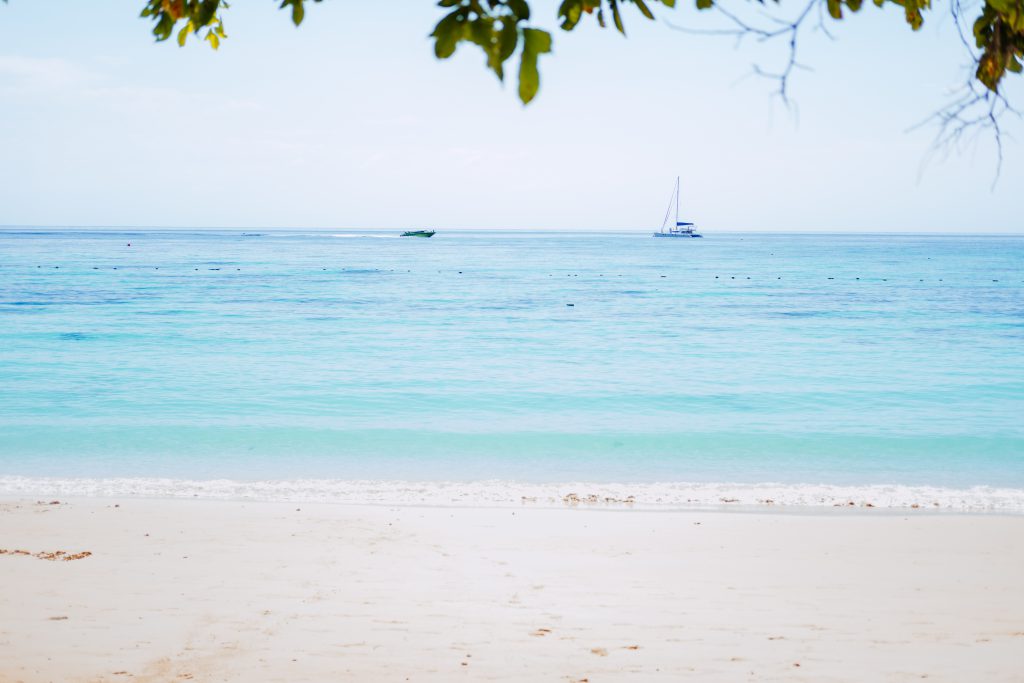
[2,0,1014,106]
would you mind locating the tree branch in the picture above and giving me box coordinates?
[664,0,820,107]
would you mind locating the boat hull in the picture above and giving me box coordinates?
[653,232,702,238]
[400,231,435,238]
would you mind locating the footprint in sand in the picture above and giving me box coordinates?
[531,628,552,637]
[590,647,608,657]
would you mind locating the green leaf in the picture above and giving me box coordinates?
[977,51,1004,91]
[499,17,519,61]
[177,24,190,46]
[196,0,220,28]
[558,0,583,30]
[432,9,468,59]
[518,27,552,104]
[610,0,626,34]
[292,0,305,26]
[153,13,174,41]
[634,0,655,20]
[696,0,713,9]
[507,0,530,20]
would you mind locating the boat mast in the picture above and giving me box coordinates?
[660,179,674,233]
[675,176,680,227]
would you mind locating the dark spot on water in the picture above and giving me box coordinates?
[778,311,828,318]
[59,332,88,341]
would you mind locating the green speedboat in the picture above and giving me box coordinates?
[400,230,435,238]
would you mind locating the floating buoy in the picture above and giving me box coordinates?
[566,303,574,307]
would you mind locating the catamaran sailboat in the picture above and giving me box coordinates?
[654,176,702,238]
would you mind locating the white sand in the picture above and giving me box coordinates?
[1,498,1022,682]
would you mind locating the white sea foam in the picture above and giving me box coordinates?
[1,477,1022,513]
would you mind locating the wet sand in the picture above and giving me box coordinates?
[1,498,1022,682]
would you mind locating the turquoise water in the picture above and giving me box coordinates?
[1,229,1022,494]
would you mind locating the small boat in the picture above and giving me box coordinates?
[400,230,435,238]
[653,176,702,238]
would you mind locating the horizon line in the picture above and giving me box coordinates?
[2,225,1023,236]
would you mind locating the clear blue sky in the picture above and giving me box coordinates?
[0,1,1019,231]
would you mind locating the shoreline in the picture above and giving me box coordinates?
[2,475,1024,513]
[2,497,1022,682]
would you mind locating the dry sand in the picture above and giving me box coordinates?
[1,497,1022,682]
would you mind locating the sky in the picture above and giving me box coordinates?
[0,1,1020,231]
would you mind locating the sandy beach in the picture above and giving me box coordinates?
[1,498,1022,682]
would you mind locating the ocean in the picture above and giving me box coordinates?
[1,229,1022,510]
